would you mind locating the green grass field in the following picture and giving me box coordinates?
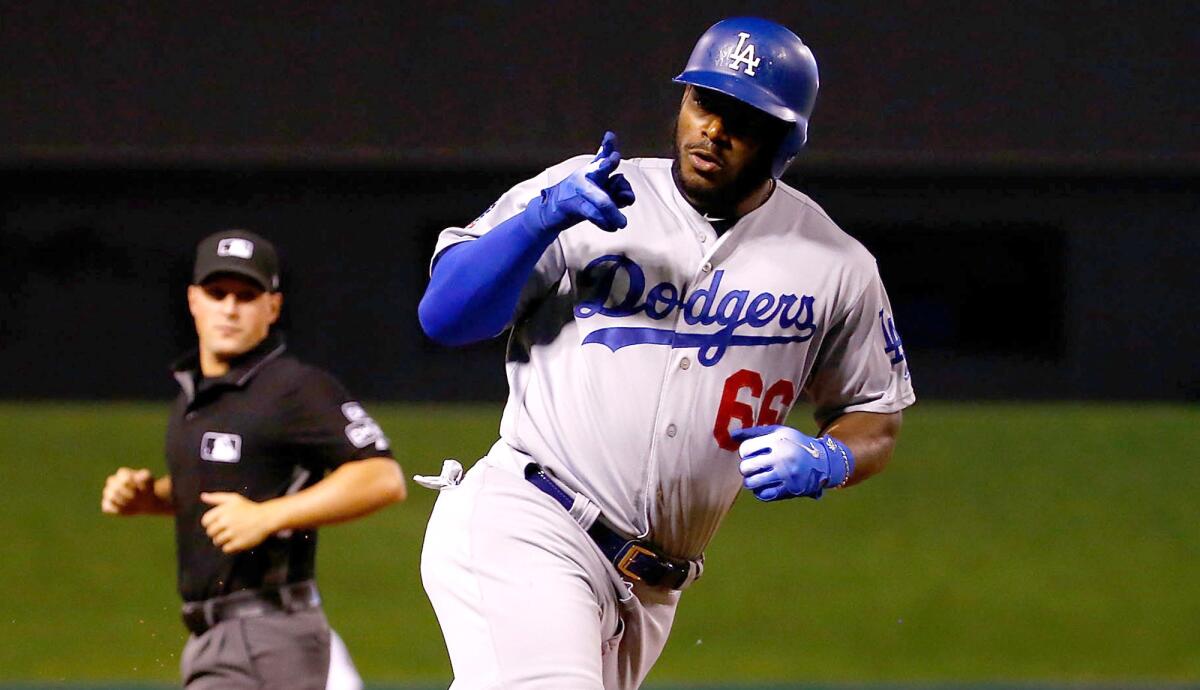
[1,401,1197,685]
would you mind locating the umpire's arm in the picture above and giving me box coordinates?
[199,458,405,554]
[260,456,406,529]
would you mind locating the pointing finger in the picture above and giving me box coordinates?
[593,131,618,160]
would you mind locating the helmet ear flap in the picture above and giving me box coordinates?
[772,122,807,178]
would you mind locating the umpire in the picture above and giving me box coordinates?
[101,229,406,689]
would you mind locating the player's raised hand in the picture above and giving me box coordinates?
[730,425,855,501]
[524,131,637,234]
[591,131,636,208]
[101,467,158,515]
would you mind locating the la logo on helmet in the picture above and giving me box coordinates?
[728,32,760,76]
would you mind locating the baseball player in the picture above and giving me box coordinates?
[416,17,913,689]
[101,229,406,690]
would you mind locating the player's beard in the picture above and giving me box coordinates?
[671,123,778,220]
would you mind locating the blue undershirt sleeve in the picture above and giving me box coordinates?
[417,206,558,347]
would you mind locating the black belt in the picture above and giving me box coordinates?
[181,580,321,636]
[524,464,697,590]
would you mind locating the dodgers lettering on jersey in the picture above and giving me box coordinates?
[433,156,914,558]
[574,254,817,366]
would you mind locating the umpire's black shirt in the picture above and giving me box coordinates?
[166,332,393,602]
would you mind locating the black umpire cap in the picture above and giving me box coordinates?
[192,230,281,292]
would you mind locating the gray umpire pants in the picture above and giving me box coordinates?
[180,607,362,689]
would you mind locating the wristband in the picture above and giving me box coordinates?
[818,435,855,489]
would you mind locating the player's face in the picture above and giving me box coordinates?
[674,86,784,213]
[188,274,281,369]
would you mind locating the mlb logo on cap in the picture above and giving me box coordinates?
[193,229,281,292]
[217,238,255,259]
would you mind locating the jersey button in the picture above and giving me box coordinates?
[679,358,691,370]
[666,424,677,438]
[698,233,708,243]
[701,262,712,273]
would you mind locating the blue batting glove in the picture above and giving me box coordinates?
[523,131,636,235]
[730,425,855,501]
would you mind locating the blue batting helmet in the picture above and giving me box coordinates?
[674,17,819,178]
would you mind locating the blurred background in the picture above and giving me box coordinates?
[1,1,1197,688]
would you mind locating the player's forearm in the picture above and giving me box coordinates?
[821,410,902,487]
[419,210,558,346]
[261,458,406,532]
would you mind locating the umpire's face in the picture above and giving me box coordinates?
[674,86,784,213]
[187,274,282,369]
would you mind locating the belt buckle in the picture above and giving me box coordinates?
[615,542,656,582]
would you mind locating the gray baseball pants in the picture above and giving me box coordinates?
[421,456,681,690]
[180,607,362,689]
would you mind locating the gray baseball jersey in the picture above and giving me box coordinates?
[434,156,914,559]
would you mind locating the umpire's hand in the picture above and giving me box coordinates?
[200,492,278,553]
[101,467,167,515]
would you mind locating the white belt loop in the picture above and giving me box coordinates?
[567,492,601,531]
[679,556,705,590]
